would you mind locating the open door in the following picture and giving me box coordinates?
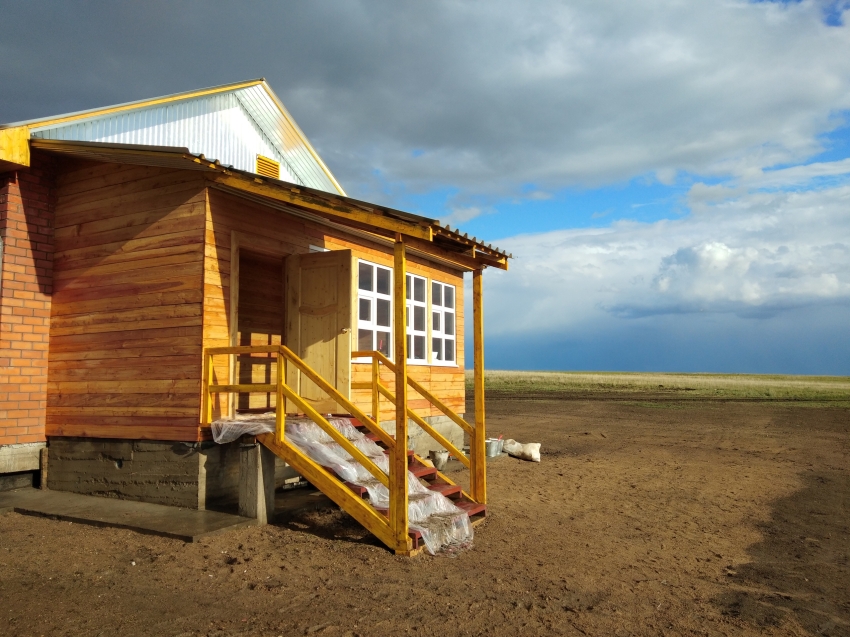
[285,250,353,413]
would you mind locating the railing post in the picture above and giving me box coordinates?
[202,352,213,425]
[371,356,380,426]
[391,236,410,552]
[472,268,487,504]
[276,350,285,444]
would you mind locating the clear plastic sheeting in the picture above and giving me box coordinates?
[284,416,473,556]
[211,412,276,444]
[211,412,473,555]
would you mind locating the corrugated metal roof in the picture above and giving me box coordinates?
[2,79,345,195]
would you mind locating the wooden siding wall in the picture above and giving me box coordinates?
[203,189,465,428]
[46,162,207,441]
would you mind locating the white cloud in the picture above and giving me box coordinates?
[300,0,850,197]
[487,179,850,335]
[441,205,487,227]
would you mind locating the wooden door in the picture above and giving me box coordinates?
[285,250,353,413]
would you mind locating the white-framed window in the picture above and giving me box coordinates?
[431,281,456,365]
[356,260,392,359]
[406,273,427,363]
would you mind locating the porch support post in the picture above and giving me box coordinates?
[391,236,411,552]
[239,441,276,524]
[471,268,487,504]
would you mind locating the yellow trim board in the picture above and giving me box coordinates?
[260,82,347,196]
[4,80,264,131]
[0,126,30,169]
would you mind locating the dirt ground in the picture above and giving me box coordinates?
[1,395,848,637]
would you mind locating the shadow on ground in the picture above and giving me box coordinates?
[714,470,850,636]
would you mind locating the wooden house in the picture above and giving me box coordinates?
[0,80,510,554]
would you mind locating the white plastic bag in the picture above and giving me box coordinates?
[503,438,541,462]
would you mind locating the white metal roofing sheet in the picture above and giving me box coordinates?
[17,81,342,194]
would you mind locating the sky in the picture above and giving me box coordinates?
[1,0,849,374]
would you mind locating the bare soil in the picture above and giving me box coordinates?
[1,396,848,636]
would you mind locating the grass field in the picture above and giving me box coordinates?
[466,369,850,402]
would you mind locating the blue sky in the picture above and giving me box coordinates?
[1,0,848,374]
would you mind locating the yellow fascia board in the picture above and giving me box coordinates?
[11,80,264,131]
[0,126,30,170]
[260,81,348,197]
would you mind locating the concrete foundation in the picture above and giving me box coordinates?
[47,438,298,510]
[0,471,35,491]
[378,414,466,456]
[44,415,461,509]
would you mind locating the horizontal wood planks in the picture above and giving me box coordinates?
[46,161,207,441]
[203,189,466,427]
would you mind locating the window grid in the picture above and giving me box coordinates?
[355,260,392,361]
[406,273,428,364]
[431,281,456,365]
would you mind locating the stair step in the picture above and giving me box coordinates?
[344,482,368,497]
[377,445,415,459]
[409,464,437,480]
[427,483,462,498]
[454,500,487,518]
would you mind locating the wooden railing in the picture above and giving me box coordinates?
[352,350,486,504]
[200,344,411,553]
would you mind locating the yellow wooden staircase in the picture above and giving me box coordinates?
[201,345,487,556]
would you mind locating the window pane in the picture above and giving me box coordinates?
[377,331,391,356]
[444,286,454,309]
[414,277,425,302]
[358,329,373,351]
[376,299,391,327]
[359,298,371,321]
[376,267,390,295]
[414,335,425,360]
[444,311,455,336]
[406,334,411,356]
[413,305,425,331]
[433,337,442,360]
[432,282,442,307]
[445,338,455,361]
[432,311,440,332]
[406,274,411,300]
[358,262,373,291]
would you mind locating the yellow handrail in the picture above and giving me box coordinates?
[353,350,474,436]
[376,382,470,469]
[352,349,484,503]
[202,344,408,552]
[202,346,390,489]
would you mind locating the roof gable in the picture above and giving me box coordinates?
[5,79,344,195]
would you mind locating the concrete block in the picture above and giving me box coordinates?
[239,443,275,523]
[0,472,35,491]
[0,442,46,473]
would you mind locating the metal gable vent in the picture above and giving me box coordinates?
[256,154,281,179]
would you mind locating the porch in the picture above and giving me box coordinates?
[201,238,489,556]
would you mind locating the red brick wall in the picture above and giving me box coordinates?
[0,152,56,445]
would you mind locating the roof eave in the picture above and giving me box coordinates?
[28,138,511,270]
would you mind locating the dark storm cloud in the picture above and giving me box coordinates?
[3,1,850,200]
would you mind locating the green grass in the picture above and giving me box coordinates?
[465,370,850,402]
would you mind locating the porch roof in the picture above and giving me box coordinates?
[32,138,511,271]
